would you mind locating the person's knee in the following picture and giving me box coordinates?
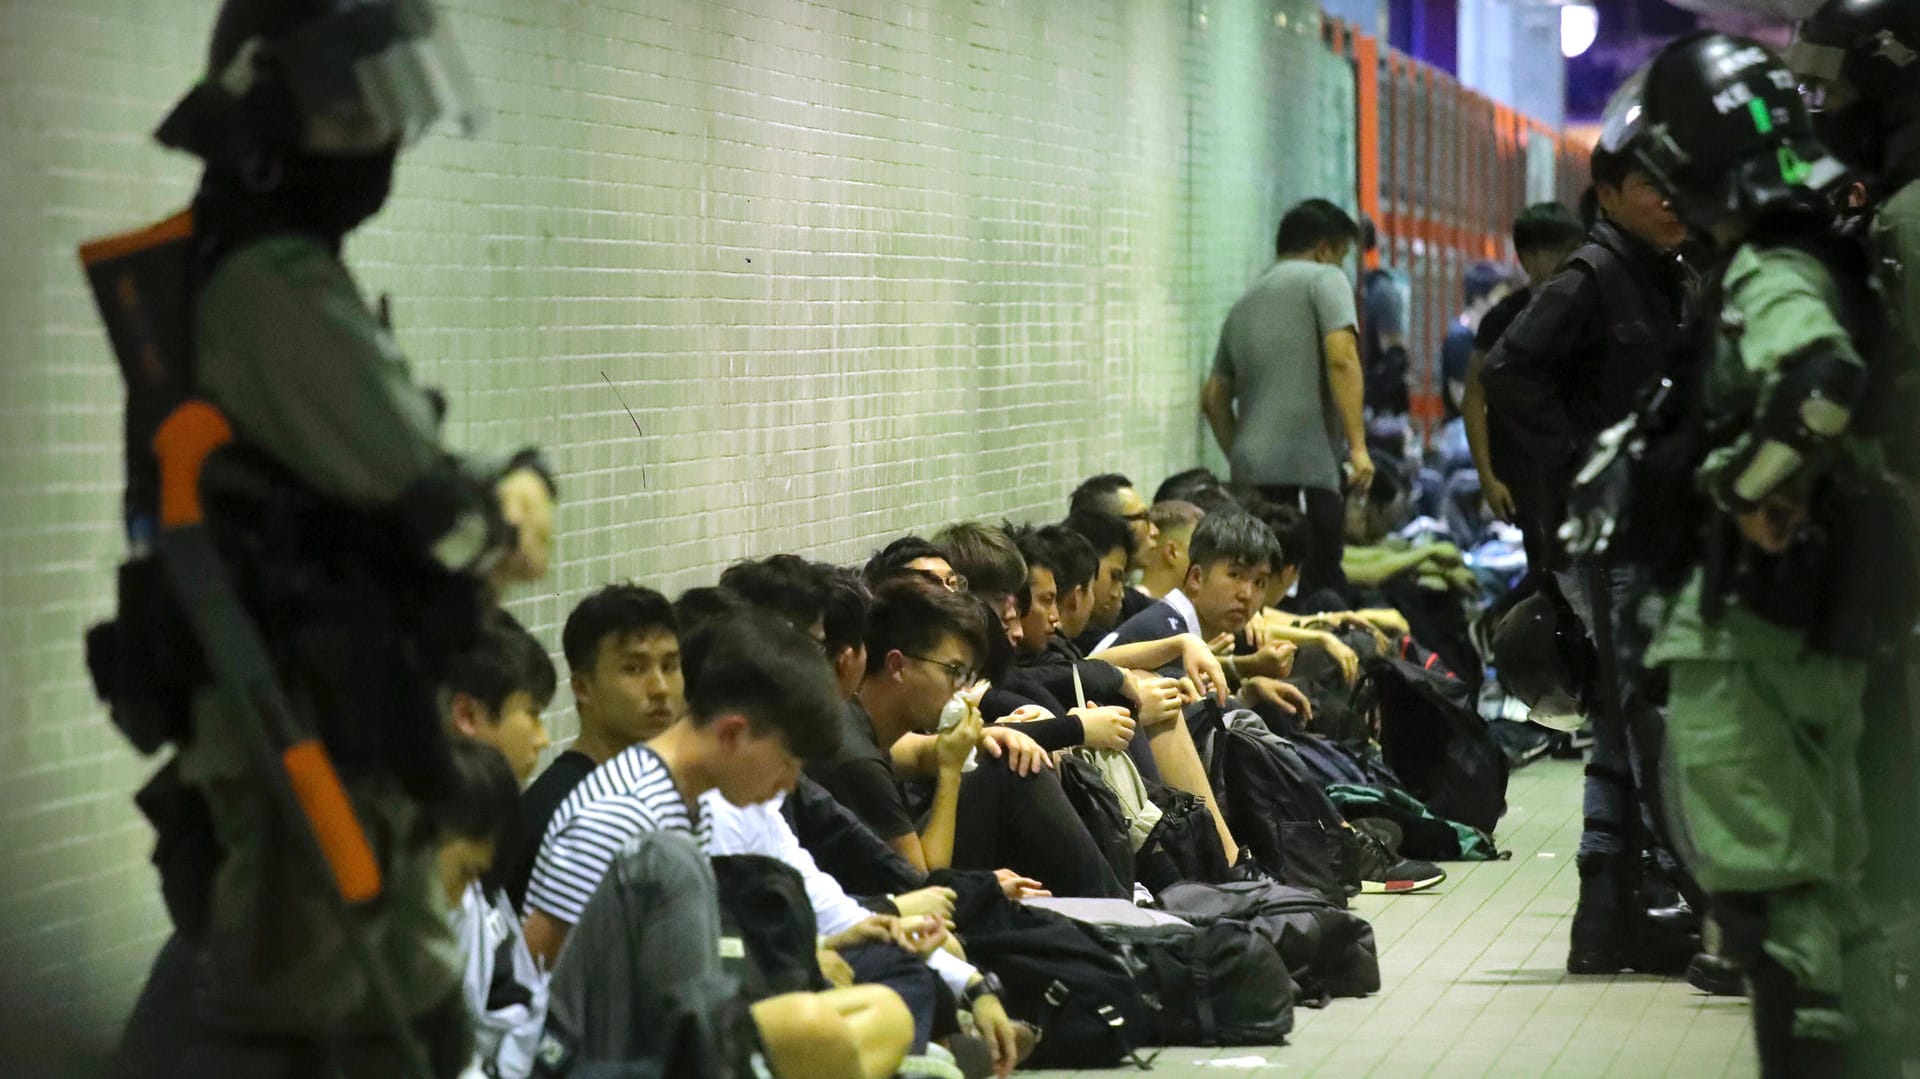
[755,987,911,1079]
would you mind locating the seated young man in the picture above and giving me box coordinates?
[505,584,681,910]
[447,610,556,786]
[684,565,1031,1072]
[809,577,1128,898]
[1068,473,1159,596]
[1137,500,1206,601]
[1017,525,1266,877]
[1094,510,1311,721]
[434,737,550,1079]
[546,828,916,1079]
[441,613,563,1077]
[522,611,846,966]
[864,535,968,593]
[1062,508,1153,651]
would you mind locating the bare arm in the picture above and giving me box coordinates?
[1325,327,1370,490]
[918,768,962,872]
[523,908,570,969]
[886,830,930,873]
[1201,371,1238,457]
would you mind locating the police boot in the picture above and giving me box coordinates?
[1685,952,1747,996]
[1748,957,1845,1079]
[1568,853,1626,974]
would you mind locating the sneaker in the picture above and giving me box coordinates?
[1349,826,1446,894]
[1350,816,1404,855]
[1227,847,1282,884]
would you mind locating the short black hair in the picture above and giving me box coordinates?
[1187,511,1279,575]
[1061,509,1131,563]
[1149,500,1206,538]
[1275,198,1361,257]
[1153,467,1223,506]
[719,554,832,634]
[674,586,748,646]
[933,522,1027,599]
[864,577,991,677]
[446,609,558,714]
[864,535,949,589]
[682,612,843,761]
[1252,502,1314,572]
[562,584,676,674]
[1068,473,1135,517]
[1036,525,1097,592]
[1578,185,1601,230]
[433,739,522,859]
[821,566,871,658]
[1513,202,1585,255]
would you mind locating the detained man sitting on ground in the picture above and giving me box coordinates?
[1061,509,1145,654]
[1067,472,1160,619]
[1013,524,1268,878]
[1095,510,1310,721]
[1136,500,1205,601]
[440,614,558,1079]
[808,577,1129,899]
[521,612,845,965]
[504,584,681,911]
[516,612,913,1078]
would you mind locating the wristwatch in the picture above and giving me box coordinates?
[961,971,1005,1006]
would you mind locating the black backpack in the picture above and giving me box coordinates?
[1089,921,1294,1047]
[1357,656,1510,835]
[1158,880,1382,1003]
[1199,710,1355,901]
[1134,778,1231,892]
[710,855,827,998]
[1055,752,1136,890]
[940,872,1147,1069]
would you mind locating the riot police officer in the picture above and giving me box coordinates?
[103,1,554,1075]
[1788,2,1920,1063]
[1609,30,1913,1077]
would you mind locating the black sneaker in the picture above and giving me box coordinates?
[1686,953,1747,996]
[1349,826,1446,894]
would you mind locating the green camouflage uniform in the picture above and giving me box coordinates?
[1647,241,1900,1045]
[180,233,479,1037]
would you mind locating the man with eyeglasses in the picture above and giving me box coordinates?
[809,578,1129,899]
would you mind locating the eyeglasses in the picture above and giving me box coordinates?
[1120,511,1150,523]
[904,653,977,689]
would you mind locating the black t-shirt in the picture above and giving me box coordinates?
[1439,322,1474,422]
[804,701,917,841]
[504,748,597,912]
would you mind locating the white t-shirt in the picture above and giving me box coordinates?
[701,790,977,996]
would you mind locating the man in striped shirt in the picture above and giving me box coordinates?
[523,611,845,966]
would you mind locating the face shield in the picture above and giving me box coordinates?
[272,0,482,155]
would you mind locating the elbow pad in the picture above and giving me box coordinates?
[1714,346,1865,512]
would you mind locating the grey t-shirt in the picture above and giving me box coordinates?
[1212,259,1358,489]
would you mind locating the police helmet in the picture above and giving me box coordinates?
[1491,592,1587,732]
[156,0,480,169]
[1600,32,1847,233]
[1789,0,1920,173]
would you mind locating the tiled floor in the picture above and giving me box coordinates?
[1033,758,1755,1078]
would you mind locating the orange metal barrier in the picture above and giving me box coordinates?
[1323,16,1592,444]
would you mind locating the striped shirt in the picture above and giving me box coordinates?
[524,743,709,926]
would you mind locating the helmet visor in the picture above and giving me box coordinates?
[276,0,482,155]
[1598,66,1650,155]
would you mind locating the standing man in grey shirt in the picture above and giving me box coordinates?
[1202,198,1373,598]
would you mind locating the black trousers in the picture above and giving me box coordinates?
[1257,484,1350,600]
[934,754,1128,899]
[841,942,949,1053]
